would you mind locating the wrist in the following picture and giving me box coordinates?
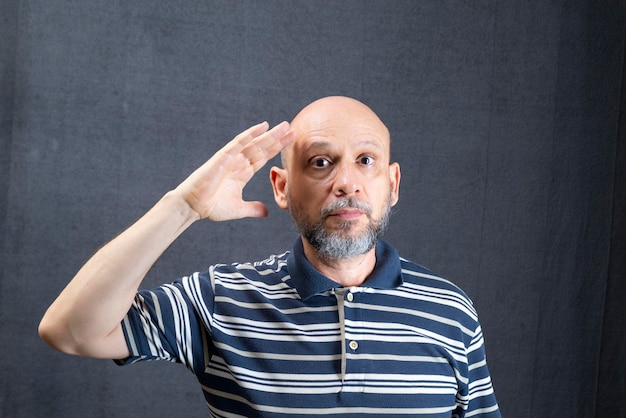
[161,189,201,226]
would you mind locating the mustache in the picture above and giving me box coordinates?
[320,198,372,218]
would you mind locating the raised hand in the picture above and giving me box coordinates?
[38,120,296,359]
[175,121,296,222]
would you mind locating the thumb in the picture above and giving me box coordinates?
[238,201,269,219]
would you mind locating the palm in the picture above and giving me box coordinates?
[177,121,295,221]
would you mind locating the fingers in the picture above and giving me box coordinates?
[244,121,297,171]
[222,121,270,157]
[221,121,295,170]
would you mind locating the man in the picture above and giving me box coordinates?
[40,96,500,416]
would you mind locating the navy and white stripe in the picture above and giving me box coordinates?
[119,239,500,417]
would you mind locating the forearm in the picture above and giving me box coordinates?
[39,190,198,357]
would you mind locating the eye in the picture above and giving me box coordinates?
[311,157,331,168]
[359,156,375,165]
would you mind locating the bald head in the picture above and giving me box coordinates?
[281,96,390,169]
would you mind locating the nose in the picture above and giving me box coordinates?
[333,162,361,196]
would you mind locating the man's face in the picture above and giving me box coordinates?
[271,97,400,260]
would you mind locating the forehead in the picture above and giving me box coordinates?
[297,126,388,154]
[287,103,390,161]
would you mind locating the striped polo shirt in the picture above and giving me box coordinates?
[119,239,500,417]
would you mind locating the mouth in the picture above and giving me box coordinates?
[326,208,365,221]
[320,198,372,225]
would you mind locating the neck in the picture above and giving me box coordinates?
[301,237,377,287]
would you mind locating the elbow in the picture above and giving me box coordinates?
[39,312,129,359]
[38,313,79,356]
[38,314,61,350]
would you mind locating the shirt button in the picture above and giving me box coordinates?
[349,340,359,351]
[346,292,354,302]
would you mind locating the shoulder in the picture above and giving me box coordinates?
[211,251,290,277]
[399,258,470,296]
[206,251,295,294]
[398,257,478,320]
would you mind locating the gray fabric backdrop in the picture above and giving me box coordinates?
[1,1,624,417]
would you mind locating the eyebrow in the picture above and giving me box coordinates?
[302,139,385,155]
[302,140,335,155]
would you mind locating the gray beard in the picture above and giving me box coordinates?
[288,196,391,260]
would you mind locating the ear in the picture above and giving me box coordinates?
[389,162,401,206]
[270,166,289,210]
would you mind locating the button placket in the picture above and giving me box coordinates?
[332,288,348,384]
[335,287,363,387]
[346,290,358,352]
[345,287,366,389]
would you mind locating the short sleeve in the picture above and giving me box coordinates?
[457,324,501,417]
[115,272,214,375]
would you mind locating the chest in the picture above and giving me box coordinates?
[206,286,469,389]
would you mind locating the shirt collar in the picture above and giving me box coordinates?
[286,237,404,300]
